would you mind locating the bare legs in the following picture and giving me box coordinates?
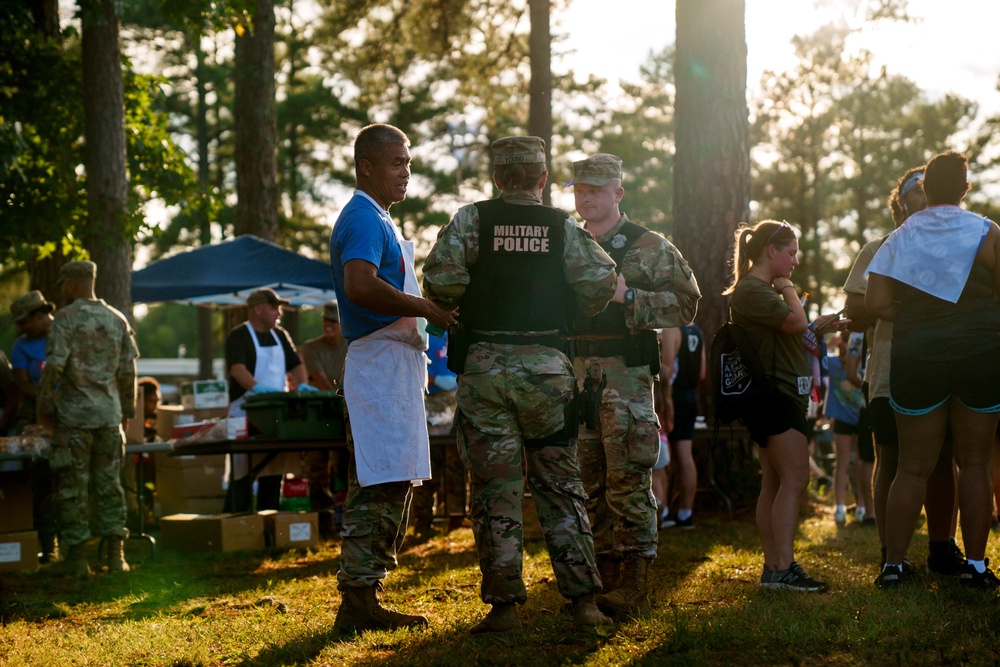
[885,399,998,565]
[756,429,810,570]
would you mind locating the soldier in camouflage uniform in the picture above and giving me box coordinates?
[37,261,139,578]
[423,136,618,633]
[570,154,701,615]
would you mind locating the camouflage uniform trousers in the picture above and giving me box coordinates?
[337,440,414,589]
[574,355,660,560]
[49,425,128,547]
[456,343,600,604]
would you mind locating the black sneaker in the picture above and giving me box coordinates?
[959,559,1000,589]
[774,562,828,592]
[876,564,905,589]
[674,514,694,530]
[928,541,965,576]
[658,511,676,530]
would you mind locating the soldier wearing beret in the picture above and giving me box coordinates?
[569,154,701,615]
[37,260,139,577]
[423,136,618,633]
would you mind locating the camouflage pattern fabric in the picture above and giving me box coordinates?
[455,343,599,603]
[574,213,701,560]
[38,297,138,428]
[337,442,414,588]
[574,356,659,558]
[423,191,617,604]
[49,425,127,546]
[422,192,618,317]
[610,214,701,330]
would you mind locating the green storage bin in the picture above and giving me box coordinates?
[243,391,345,439]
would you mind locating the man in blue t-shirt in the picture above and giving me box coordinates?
[10,290,55,433]
[9,289,60,562]
[329,123,455,636]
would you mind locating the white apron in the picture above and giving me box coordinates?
[226,324,288,480]
[344,238,431,488]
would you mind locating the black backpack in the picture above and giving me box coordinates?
[711,321,773,424]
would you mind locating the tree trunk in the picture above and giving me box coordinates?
[26,0,63,304]
[80,0,131,316]
[674,0,750,413]
[528,0,552,205]
[29,0,59,38]
[233,0,279,241]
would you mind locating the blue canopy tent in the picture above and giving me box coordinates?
[131,234,335,308]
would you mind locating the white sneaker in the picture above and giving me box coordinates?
[855,507,866,522]
[834,507,846,526]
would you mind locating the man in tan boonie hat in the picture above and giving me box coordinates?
[245,288,290,307]
[492,136,546,165]
[56,260,97,285]
[571,153,623,187]
[10,290,55,323]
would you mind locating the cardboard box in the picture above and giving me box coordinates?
[155,495,225,518]
[0,471,34,533]
[259,510,319,549]
[159,513,265,553]
[0,530,40,573]
[154,453,227,497]
[180,380,229,409]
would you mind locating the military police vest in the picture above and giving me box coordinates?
[570,220,648,337]
[460,199,569,333]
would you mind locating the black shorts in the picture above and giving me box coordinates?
[869,397,898,447]
[669,390,698,441]
[890,346,1000,416]
[832,419,858,436]
[855,405,874,463]
[741,389,808,448]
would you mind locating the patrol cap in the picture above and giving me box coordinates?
[56,260,96,285]
[322,301,340,322]
[246,288,290,307]
[10,290,55,322]
[571,153,623,187]
[492,136,546,165]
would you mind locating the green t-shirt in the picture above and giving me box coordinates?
[731,276,811,409]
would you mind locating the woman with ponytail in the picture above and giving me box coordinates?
[726,220,829,592]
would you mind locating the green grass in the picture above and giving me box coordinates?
[1,499,999,666]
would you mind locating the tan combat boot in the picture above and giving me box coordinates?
[596,555,651,616]
[572,594,614,627]
[470,602,521,634]
[107,536,130,573]
[596,554,621,594]
[333,583,428,635]
[50,541,91,579]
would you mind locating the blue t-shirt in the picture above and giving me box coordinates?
[425,333,456,394]
[824,355,863,425]
[11,336,46,387]
[329,192,407,342]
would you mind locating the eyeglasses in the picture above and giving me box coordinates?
[767,220,791,245]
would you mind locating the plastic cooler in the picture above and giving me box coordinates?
[242,390,345,439]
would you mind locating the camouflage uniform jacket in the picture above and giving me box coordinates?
[594,214,701,331]
[423,191,618,319]
[38,298,138,428]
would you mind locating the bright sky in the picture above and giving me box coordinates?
[560,0,1000,119]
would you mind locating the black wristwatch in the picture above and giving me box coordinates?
[624,288,635,307]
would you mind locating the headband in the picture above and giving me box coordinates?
[900,171,924,198]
